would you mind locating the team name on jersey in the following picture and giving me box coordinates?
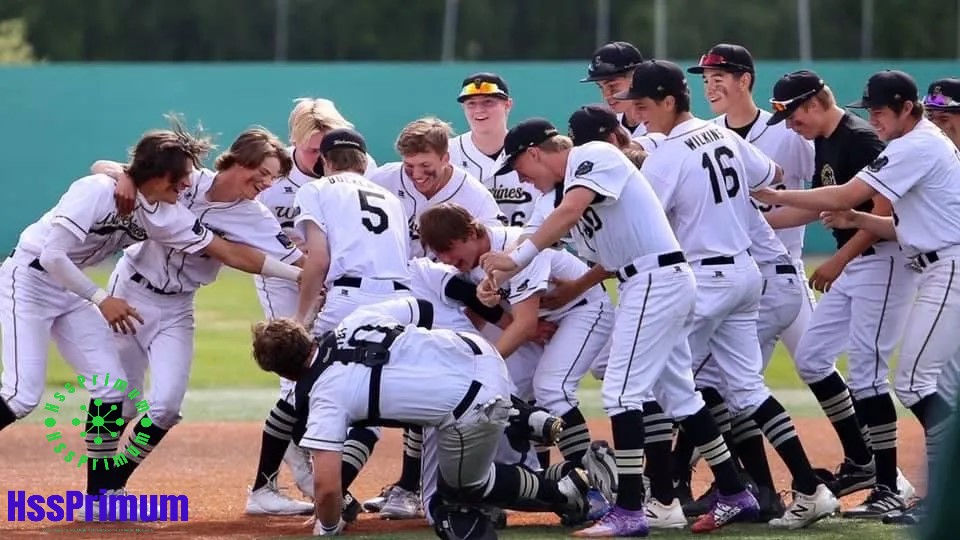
[489,186,533,205]
[90,211,148,241]
[683,128,726,151]
[272,205,300,227]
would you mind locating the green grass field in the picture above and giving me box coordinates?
[43,261,844,392]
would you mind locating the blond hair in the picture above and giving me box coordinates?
[538,135,574,153]
[288,98,354,147]
[395,117,454,156]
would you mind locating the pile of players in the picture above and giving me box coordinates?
[2,38,959,538]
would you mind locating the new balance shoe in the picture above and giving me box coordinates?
[769,484,840,529]
[645,498,687,529]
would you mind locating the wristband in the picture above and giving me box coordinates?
[260,256,302,282]
[508,239,540,268]
[90,289,110,305]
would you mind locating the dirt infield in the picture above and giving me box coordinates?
[0,418,925,539]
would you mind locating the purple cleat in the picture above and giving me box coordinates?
[691,489,760,533]
[573,505,649,537]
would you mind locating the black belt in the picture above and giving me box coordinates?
[131,273,178,295]
[8,250,45,272]
[617,251,685,282]
[702,255,735,266]
[861,246,876,257]
[775,264,797,275]
[333,276,409,291]
[914,250,940,269]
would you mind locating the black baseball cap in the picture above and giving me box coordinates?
[581,41,644,82]
[568,104,619,146]
[320,128,367,155]
[613,60,689,101]
[494,118,560,175]
[687,43,755,75]
[923,78,960,111]
[457,72,509,103]
[847,70,919,109]
[766,70,826,125]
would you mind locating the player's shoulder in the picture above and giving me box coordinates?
[408,256,458,277]
[447,133,472,158]
[368,161,403,185]
[71,173,118,193]
[632,132,667,153]
[570,140,625,167]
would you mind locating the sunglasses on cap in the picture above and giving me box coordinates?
[459,81,506,99]
[698,53,752,72]
[769,87,820,113]
[924,93,960,109]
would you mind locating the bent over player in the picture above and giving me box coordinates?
[250,296,593,537]
[480,118,758,536]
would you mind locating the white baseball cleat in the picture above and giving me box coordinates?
[897,468,916,502]
[362,485,394,513]
[283,442,314,499]
[582,440,618,504]
[379,485,422,520]
[768,484,840,529]
[245,472,314,516]
[645,498,688,529]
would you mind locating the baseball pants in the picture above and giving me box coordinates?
[778,258,818,358]
[689,253,769,415]
[794,244,915,400]
[254,274,298,397]
[0,254,128,418]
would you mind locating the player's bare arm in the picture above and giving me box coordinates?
[92,159,137,215]
[540,264,613,311]
[202,236,302,282]
[295,222,331,325]
[821,210,898,240]
[480,187,594,282]
[310,449,345,535]
[763,206,820,229]
[492,294,542,359]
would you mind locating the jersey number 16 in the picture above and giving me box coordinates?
[701,146,741,204]
[358,189,389,234]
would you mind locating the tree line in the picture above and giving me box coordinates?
[0,0,955,63]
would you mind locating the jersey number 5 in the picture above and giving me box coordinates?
[701,146,741,204]
[358,189,389,234]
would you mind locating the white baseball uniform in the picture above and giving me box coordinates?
[641,118,776,415]
[0,174,213,418]
[292,171,411,337]
[632,132,667,153]
[617,112,648,137]
[560,141,704,420]
[108,169,303,429]
[855,118,960,408]
[711,110,818,357]
[368,163,504,258]
[254,147,378,396]
[448,133,538,227]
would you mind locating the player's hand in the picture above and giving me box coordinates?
[541,278,582,311]
[113,173,137,216]
[809,255,845,293]
[479,252,518,279]
[750,187,782,206]
[820,210,860,230]
[531,319,559,346]
[98,296,144,334]
[477,278,502,307]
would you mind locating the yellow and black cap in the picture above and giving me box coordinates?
[457,72,510,103]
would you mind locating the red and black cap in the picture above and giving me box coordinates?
[567,104,619,146]
[320,128,367,154]
[847,70,919,109]
[613,60,689,101]
[581,41,644,82]
[458,72,510,103]
[923,78,960,111]
[766,70,826,126]
[494,118,560,175]
[688,43,755,75]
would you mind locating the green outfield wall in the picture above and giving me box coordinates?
[2,61,955,253]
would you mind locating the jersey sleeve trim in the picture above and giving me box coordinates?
[293,214,326,232]
[178,228,215,255]
[858,171,903,201]
[750,160,776,190]
[50,215,88,239]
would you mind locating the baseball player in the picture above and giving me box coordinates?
[666,43,813,519]
[755,69,960,525]
[419,203,614,479]
[249,296,594,537]
[364,117,520,519]
[923,78,960,148]
[87,128,304,509]
[480,118,759,536]
[580,41,647,137]
[763,70,916,514]
[448,72,538,228]
[613,59,838,529]
[0,124,281,505]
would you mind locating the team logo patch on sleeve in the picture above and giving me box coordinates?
[191,220,206,235]
[868,155,889,173]
[575,161,594,176]
[276,232,295,249]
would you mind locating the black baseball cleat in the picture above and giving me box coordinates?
[681,482,717,518]
[826,458,876,498]
[882,497,924,525]
[754,485,786,521]
[342,491,362,522]
[843,485,906,519]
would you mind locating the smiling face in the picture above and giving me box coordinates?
[239,156,283,200]
[597,76,633,115]
[867,104,914,142]
[401,150,450,196]
[629,97,676,135]
[462,96,511,136]
[928,109,960,144]
[702,68,749,115]
[513,147,562,194]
